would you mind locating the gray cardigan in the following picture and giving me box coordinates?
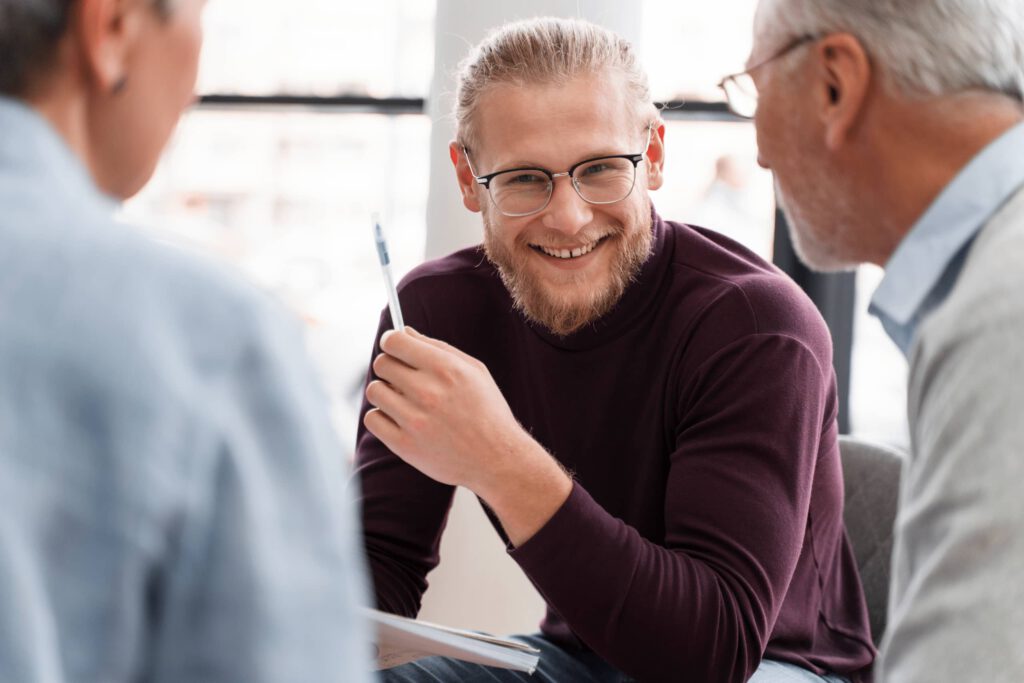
[880,185,1024,682]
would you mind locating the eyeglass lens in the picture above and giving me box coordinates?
[723,73,758,118]
[489,156,638,216]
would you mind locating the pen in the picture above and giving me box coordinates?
[372,214,405,331]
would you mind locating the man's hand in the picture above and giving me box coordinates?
[364,327,572,546]
[364,327,524,491]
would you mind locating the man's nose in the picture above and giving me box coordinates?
[540,175,592,235]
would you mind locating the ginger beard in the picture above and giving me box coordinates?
[481,197,654,337]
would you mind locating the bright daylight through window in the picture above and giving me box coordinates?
[122,0,906,451]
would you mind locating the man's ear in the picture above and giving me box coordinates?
[644,121,667,191]
[449,141,482,213]
[815,33,872,151]
[73,0,146,93]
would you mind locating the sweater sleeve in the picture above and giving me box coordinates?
[511,332,831,683]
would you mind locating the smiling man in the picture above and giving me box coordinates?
[355,17,874,683]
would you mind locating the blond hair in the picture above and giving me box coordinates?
[454,17,658,149]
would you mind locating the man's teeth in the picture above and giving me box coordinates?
[537,241,600,259]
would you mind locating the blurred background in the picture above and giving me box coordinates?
[121,0,908,635]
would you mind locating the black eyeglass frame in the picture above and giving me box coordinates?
[717,33,820,119]
[463,151,647,217]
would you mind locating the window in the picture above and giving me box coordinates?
[198,0,434,96]
[643,1,774,257]
[851,267,911,448]
[123,1,435,443]
[656,120,774,259]
[123,1,904,449]
[643,0,757,102]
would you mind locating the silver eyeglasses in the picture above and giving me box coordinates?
[463,125,654,217]
[718,34,819,119]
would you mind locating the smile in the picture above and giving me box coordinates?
[530,236,609,260]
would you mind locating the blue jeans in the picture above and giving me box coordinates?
[381,634,852,682]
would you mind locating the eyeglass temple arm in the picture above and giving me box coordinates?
[460,145,489,186]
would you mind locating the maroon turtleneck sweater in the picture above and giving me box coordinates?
[354,209,875,683]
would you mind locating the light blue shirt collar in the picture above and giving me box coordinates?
[869,121,1024,356]
[0,96,115,212]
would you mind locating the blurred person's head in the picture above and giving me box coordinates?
[745,0,1024,270]
[714,155,750,190]
[448,17,666,336]
[0,0,206,199]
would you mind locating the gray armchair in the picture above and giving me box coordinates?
[838,435,904,645]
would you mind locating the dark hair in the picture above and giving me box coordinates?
[0,0,76,95]
[0,0,173,96]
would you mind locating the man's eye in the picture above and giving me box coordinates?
[507,173,546,185]
[579,163,611,177]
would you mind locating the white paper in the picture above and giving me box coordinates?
[364,608,541,673]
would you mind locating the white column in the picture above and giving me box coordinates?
[417,0,644,636]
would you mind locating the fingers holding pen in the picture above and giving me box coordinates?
[364,378,437,459]
[371,350,417,390]
[363,406,404,454]
[369,328,445,433]
[364,326,537,492]
[380,327,468,371]
[366,335,439,431]
[365,379,417,430]
[404,327,484,368]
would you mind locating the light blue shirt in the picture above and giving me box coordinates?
[869,122,1024,356]
[0,97,373,683]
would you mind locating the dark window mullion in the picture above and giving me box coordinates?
[196,95,745,122]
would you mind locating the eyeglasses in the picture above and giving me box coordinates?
[464,126,653,217]
[718,33,819,119]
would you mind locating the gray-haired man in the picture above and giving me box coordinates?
[738,1,1024,680]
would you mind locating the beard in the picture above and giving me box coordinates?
[775,176,859,273]
[482,200,654,337]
